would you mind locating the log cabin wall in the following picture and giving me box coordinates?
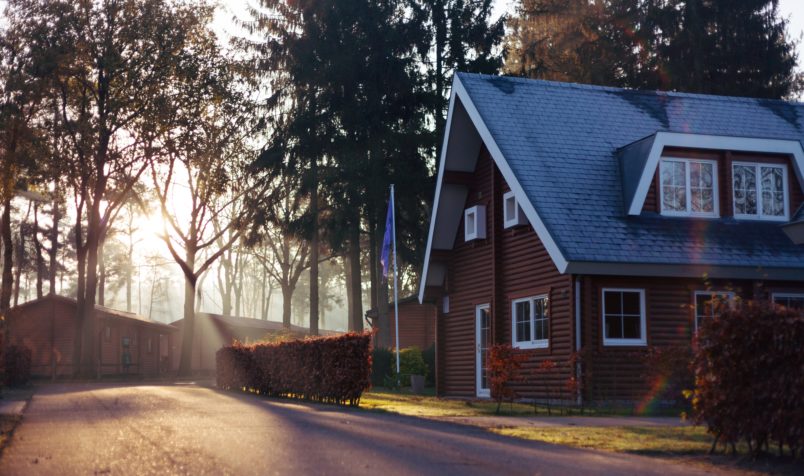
[439,146,573,398]
[580,276,804,401]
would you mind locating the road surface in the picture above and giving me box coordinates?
[1,383,720,475]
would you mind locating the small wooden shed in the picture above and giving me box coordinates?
[369,296,437,350]
[5,294,177,378]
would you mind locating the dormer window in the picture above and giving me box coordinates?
[732,162,789,221]
[503,191,527,228]
[659,158,718,217]
[464,205,486,241]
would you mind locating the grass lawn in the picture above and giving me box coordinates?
[360,388,536,417]
[360,388,682,418]
[492,426,711,455]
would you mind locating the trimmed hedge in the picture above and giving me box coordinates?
[216,332,372,406]
[690,302,803,457]
[2,344,32,387]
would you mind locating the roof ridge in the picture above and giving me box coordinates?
[456,72,804,107]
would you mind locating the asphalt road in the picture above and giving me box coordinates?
[1,383,720,475]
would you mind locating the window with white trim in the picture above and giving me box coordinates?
[442,295,450,314]
[503,191,527,228]
[602,289,646,346]
[464,205,486,241]
[694,291,735,330]
[659,158,718,217]
[732,162,789,220]
[512,295,549,349]
[772,293,804,311]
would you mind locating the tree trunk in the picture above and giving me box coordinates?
[281,284,292,329]
[33,204,44,299]
[73,210,86,377]
[376,222,390,348]
[13,205,27,307]
[49,192,60,295]
[178,247,197,377]
[97,236,106,306]
[0,199,13,314]
[309,158,319,336]
[347,223,363,332]
[126,232,133,311]
[78,196,102,379]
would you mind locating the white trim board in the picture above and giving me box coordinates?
[627,132,804,215]
[417,75,569,304]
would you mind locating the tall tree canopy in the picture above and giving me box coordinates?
[505,0,802,98]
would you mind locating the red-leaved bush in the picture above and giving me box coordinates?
[487,344,528,414]
[690,302,803,457]
[2,344,33,387]
[216,332,372,406]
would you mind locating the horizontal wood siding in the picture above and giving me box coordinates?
[440,147,572,399]
[388,301,436,350]
[581,276,804,401]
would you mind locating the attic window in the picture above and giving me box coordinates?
[732,162,789,221]
[464,205,486,241]
[659,158,718,217]
[503,191,527,228]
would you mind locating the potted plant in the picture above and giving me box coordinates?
[399,347,429,394]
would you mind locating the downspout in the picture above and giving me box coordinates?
[574,277,582,406]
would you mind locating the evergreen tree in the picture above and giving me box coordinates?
[505,0,801,99]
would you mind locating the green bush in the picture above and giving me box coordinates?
[422,344,435,387]
[399,346,428,378]
[371,347,393,387]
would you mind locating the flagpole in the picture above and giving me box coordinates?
[391,184,401,378]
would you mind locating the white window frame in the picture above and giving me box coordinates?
[503,191,527,228]
[693,291,736,331]
[601,288,647,346]
[442,295,449,314]
[464,205,486,241]
[659,157,720,217]
[732,162,790,221]
[511,295,549,350]
[772,292,804,309]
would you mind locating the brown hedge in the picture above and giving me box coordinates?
[216,332,372,406]
[691,302,803,457]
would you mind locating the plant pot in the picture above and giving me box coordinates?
[410,374,425,395]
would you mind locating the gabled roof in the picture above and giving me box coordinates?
[420,74,804,301]
[10,294,177,331]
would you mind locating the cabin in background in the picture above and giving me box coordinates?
[6,294,176,378]
[419,73,804,404]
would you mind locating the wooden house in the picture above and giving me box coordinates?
[6,294,176,378]
[368,297,437,350]
[419,73,804,403]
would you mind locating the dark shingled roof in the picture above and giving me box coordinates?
[457,73,804,270]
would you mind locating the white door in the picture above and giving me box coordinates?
[476,304,491,398]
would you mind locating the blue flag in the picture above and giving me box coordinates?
[380,197,393,281]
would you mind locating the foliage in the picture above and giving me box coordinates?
[371,347,394,387]
[422,344,436,387]
[640,344,694,409]
[216,332,372,406]
[505,0,802,98]
[689,302,803,457]
[2,344,32,387]
[486,343,528,414]
[399,346,429,378]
